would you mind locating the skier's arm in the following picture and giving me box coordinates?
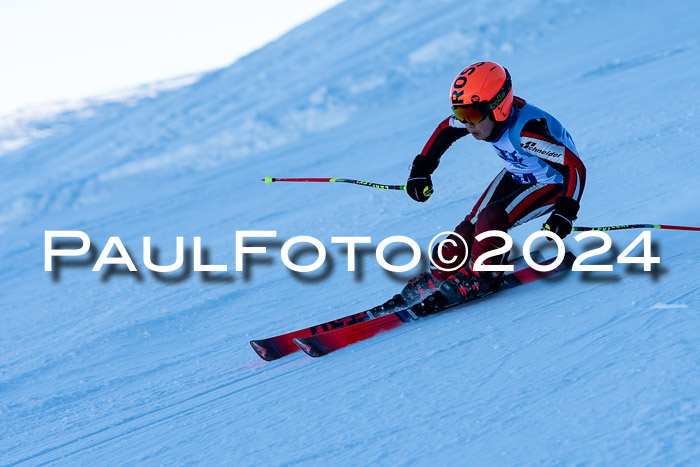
[407,117,469,202]
[418,116,470,172]
[519,118,586,238]
[519,118,586,202]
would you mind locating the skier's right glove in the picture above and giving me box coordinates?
[407,155,437,203]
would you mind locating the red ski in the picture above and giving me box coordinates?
[294,252,576,358]
[250,252,543,361]
[249,311,373,361]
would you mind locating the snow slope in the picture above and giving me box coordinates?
[1,0,699,464]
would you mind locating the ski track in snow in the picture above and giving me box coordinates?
[8,361,310,465]
[1,0,699,464]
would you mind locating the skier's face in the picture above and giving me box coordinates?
[465,116,496,140]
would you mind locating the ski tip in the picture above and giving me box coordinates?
[293,337,327,358]
[250,339,282,361]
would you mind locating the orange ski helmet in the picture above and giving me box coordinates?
[450,61,513,123]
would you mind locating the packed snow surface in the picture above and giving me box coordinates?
[1,0,698,464]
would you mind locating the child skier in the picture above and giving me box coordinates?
[392,61,586,314]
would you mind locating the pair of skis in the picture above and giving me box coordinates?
[250,251,576,360]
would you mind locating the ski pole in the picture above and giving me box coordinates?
[262,175,406,191]
[572,224,700,232]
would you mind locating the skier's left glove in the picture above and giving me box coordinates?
[542,197,580,239]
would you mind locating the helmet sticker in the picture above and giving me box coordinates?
[451,62,486,105]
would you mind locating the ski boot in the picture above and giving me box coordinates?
[411,268,502,317]
[367,293,406,317]
[367,270,444,317]
[400,270,443,304]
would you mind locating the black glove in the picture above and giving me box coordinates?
[407,155,437,202]
[542,197,580,239]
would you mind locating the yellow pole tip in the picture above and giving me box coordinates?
[264,175,273,185]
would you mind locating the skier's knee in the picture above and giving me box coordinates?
[474,204,509,234]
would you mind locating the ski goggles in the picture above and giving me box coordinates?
[452,103,490,124]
